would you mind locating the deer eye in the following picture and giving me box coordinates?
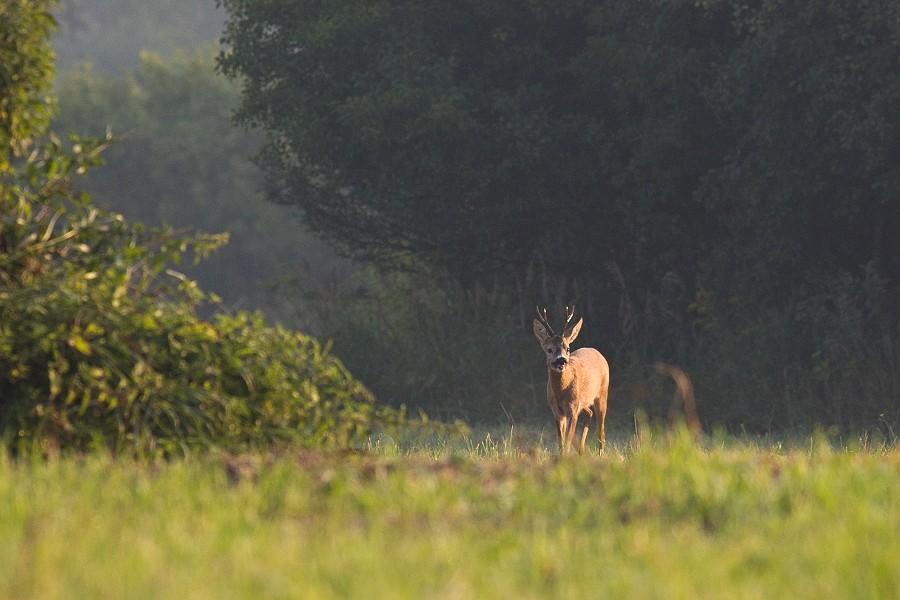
[547,349,553,354]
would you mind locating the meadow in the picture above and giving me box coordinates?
[1,427,898,600]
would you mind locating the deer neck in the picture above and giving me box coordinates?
[548,364,576,391]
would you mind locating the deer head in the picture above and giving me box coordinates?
[533,306,584,373]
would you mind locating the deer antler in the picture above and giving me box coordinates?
[561,305,576,336]
[535,306,555,336]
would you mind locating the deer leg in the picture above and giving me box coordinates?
[556,415,568,454]
[595,398,607,455]
[563,410,580,454]
[579,410,590,455]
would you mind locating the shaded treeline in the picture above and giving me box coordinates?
[217,0,900,431]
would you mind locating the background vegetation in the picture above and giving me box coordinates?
[219,0,900,431]
[6,0,897,439]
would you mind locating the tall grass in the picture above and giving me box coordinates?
[2,431,898,599]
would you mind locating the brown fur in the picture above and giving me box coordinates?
[534,310,610,455]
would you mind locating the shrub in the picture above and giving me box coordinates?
[0,134,411,455]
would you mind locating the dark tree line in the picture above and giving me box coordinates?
[218,0,899,429]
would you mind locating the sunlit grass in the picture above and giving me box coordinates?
[1,429,898,599]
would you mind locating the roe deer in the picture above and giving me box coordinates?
[533,306,609,455]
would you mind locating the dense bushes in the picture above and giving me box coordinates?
[0,135,407,454]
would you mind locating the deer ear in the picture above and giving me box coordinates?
[564,317,583,343]
[533,319,551,343]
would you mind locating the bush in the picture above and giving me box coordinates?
[0,134,412,455]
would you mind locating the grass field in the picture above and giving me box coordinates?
[1,427,898,599]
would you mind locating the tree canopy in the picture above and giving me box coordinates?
[0,0,57,173]
[219,0,898,286]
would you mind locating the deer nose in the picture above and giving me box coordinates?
[553,357,567,369]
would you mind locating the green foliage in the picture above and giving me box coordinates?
[219,0,602,279]
[0,0,57,173]
[697,0,900,298]
[0,134,397,454]
[221,0,900,431]
[2,437,900,598]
